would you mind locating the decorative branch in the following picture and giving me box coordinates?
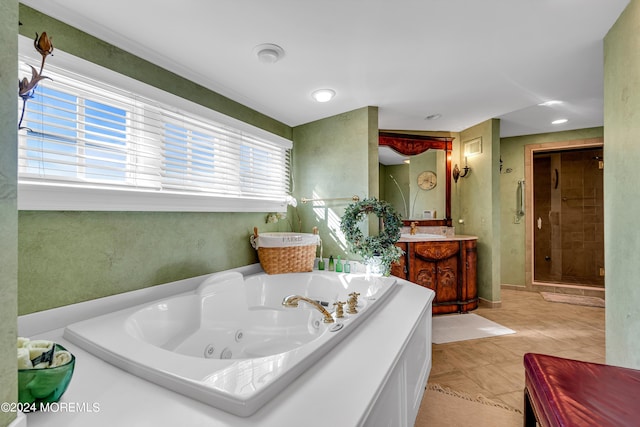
[18,32,54,130]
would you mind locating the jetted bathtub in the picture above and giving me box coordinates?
[64,270,398,417]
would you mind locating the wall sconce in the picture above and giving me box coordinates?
[452,157,471,183]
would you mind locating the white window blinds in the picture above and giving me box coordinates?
[17,56,292,212]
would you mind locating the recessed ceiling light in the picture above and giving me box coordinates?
[552,119,568,125]
[539,100,563,106]
[311,89,336,103]
[425,113,442,120]
[253,43,285,64]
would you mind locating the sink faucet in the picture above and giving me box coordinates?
[282,295,334,323]
[410,221,418,235]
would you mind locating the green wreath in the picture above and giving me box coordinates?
[340,197,403,275]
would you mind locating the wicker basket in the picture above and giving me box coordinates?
[252,227,319,275]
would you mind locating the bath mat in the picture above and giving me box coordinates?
[432,313,515,344]
[415,383,522,427]
[540,292,605,308]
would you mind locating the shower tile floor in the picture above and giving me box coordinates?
[424,288,605,412]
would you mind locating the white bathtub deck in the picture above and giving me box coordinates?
[18,265,434,427]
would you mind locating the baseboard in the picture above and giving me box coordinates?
[479,297,502,308]
[501,284,526,291]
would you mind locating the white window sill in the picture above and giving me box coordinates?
[18,182,288,213]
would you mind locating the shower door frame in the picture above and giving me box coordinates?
[524,137,604,291]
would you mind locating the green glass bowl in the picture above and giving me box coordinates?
[18,344,75,405]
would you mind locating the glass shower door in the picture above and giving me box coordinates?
[533,148,604,287]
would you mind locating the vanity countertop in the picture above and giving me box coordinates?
[398,234,477,242]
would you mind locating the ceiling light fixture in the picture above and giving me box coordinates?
[253,43,285,64]
[425,113,442,121]
[311,89,336,103]
[539,100,563,106]
[552,119,568,125]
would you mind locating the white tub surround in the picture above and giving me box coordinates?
[64,271,398,416]
[19,266,434,427]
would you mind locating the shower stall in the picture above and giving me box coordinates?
[532,147,604,288]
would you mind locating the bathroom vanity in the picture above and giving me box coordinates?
[380,132,477,314]
[392,234,478,314]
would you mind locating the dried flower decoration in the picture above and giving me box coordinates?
[18,32,54,130]
[34,32,54,58]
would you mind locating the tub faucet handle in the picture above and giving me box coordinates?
[334,301,346,318]
[410,221,418,235]
[347,292,360,314]
[347,300,358,314]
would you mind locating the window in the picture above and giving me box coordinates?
[22,86,131,184]
[17,44,292,212]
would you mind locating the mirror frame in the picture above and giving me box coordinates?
[379,132,453,226]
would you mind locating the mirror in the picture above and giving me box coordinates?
[378,132,453,226]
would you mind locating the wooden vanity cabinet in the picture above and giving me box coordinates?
[390,242,408,278]
[392,239,477,314]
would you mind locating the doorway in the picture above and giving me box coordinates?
[525,138,604,290]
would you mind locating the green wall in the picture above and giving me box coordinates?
[458,120,501,303]
[409,150,446,219]
[16,6,291,314]
[604,0,640,368]
[292,107,377,261]
[19,212,275,314]
[1,1,18,425]
[499,127,604,288]
[380,164,410,220]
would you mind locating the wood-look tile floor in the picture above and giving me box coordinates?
[425,288,605,412]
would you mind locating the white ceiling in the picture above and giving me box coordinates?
[22,0,629,161]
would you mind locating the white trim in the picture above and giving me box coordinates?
[18,182,288,212]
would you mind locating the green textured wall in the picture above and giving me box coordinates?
[451,133,462,222]
[367,107,381,237]
[459,120,501,303]
[409,150,446,219]
[0,1,18,424]
[368,111,381,192]
[381,164,410,220]
[18,212,277,314]
[17,7,290,314]
[499,127,604,287]
[604,0,640,368]
[292,107,376,261]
